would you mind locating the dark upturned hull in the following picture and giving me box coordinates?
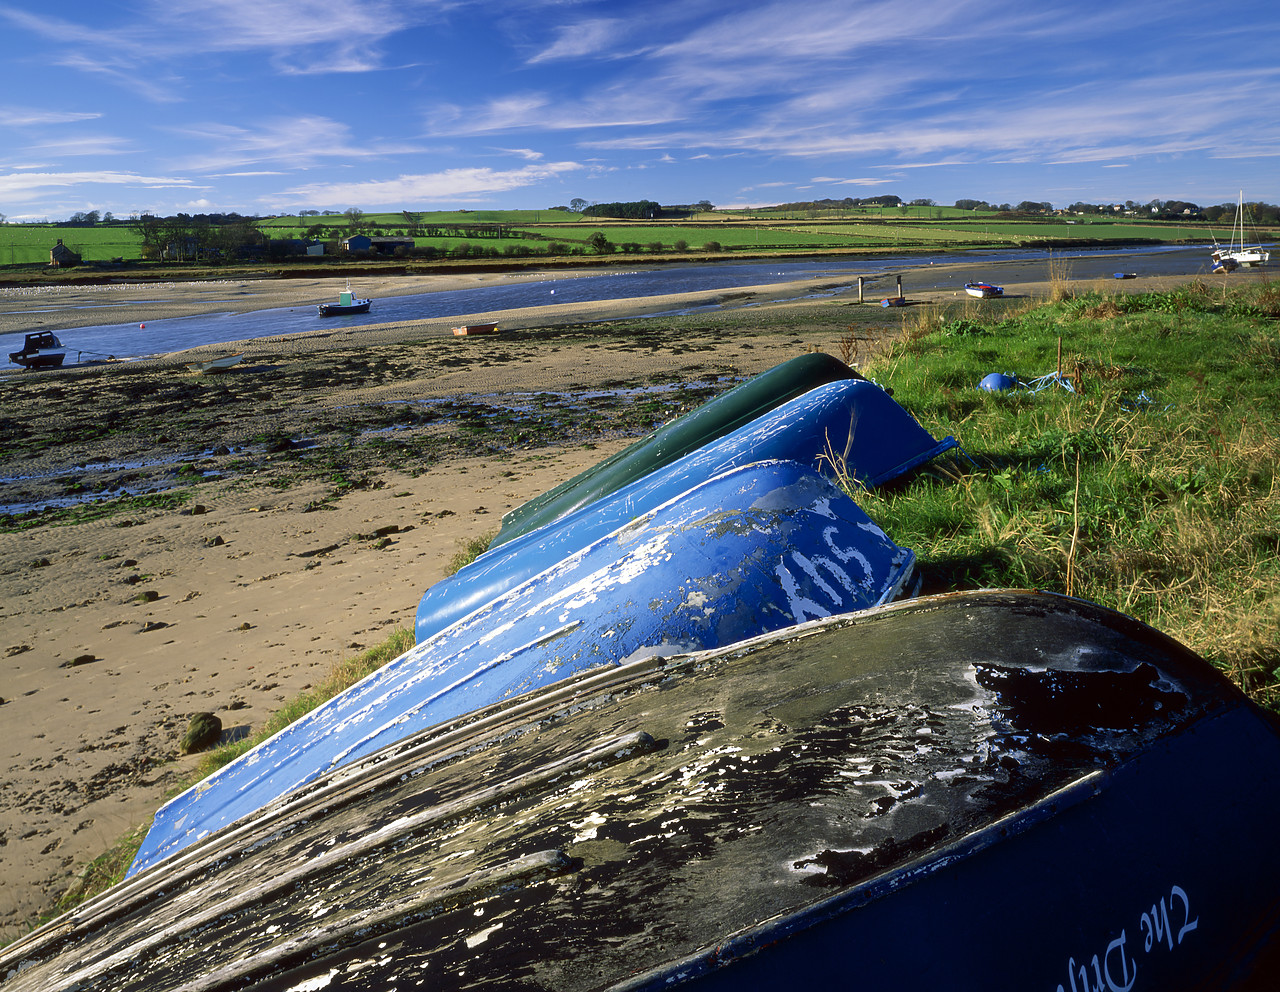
[5,590,1279,990]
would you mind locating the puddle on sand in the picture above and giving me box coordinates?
[0,444,269,516]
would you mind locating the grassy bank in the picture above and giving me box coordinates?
[849,277,1280,708]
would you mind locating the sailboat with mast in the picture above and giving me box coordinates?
[1211,190,1270,271]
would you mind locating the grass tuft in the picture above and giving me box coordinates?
[445,529,498,577]
[192,628,416,779]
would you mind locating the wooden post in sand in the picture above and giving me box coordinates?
[858,277,864,303]
[896,275,903,300]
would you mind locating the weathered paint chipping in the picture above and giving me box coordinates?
[129,460,914,877]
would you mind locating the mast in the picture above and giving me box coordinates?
[1237,190,1244,253]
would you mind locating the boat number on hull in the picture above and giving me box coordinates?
[1054,884,1198,992]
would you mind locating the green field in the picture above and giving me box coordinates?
[0,224,142,264]
[0,207,1255,270]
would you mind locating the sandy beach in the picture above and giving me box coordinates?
[0,256,1240,941]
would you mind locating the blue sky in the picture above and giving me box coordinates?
[1,0,1278,221]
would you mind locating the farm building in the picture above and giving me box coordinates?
[48,239,82,267]
[341,235,415,254]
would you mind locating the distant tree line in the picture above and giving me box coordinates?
[129,212,266,261]
[769,195,904,213]
[1059,199,1280,224]
[64,210,117,225]
[576,199,716,219]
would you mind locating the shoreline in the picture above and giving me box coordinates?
[0,259,1255,942]
[0,245,1234,362]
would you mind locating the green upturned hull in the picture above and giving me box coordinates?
[492,352,860,547]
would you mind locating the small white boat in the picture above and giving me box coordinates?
[187,353,244,374]
[318,283,372,316]
[964,282,1003,299]
[8,331,68,369]
[1211,191,1270,270]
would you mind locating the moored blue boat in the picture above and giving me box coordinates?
[415,377,955,643]
[127,460,915,876]
[316,283,372,316]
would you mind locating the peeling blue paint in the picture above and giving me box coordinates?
[129,460,914,877]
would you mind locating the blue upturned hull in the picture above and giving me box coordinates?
[415,377,955,643]
[12,591,1279,991]
[128,460,915,876]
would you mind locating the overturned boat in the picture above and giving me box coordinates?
[415,376,955,643]
[186,352,244,374]
[129,460,915,875]
[494,352,861,547]
[6,590,1278,990]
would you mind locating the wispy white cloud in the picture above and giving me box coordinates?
[496,147,546,161]
[26,135,135,157]
[428,88,679,136]
[0,0,428,94]
[0,106,102,127]
[528,18,628,63]
[0,170,200,199]
[163,117,425,172]
[271,160,585,208]
[817,177,886,187]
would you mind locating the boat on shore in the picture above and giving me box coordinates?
[187,353,244,374]
[964,281,1004,298]
[494,353,861,547]
[7,331,68,370]
[417,376,956,643]
[128,459,916,875]
[8,590,1279,990]
[452,322,500,335]
[1212,190,1271,270]
[317,284,372,316]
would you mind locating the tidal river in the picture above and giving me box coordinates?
[3,245,1214,362]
